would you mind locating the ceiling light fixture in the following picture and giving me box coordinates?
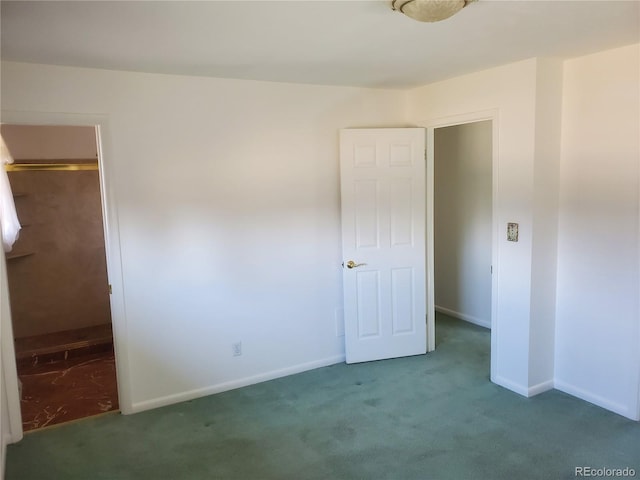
[391,0,475,22]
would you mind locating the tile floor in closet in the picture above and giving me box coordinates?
[15,324,119,431]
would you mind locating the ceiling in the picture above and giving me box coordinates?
[1,1,638,89]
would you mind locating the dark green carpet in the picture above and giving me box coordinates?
[6,315,640,479]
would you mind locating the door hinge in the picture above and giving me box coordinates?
[108,284,112,295]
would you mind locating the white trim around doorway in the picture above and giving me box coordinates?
[417,108,499,382]
[1,110,133,444]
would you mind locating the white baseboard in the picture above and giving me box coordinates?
[130,354,345,414]
[435,305,490,329]
[492,375,554,398]
[527,379,554,397]
[493,375,638,421]
[492,375,530,397]
[555,379,638,421]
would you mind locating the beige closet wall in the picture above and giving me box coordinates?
[2,125,111,338]
[1,125,97,160]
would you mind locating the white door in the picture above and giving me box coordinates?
[340,128,428,364]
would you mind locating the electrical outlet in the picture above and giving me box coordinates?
[232,342,242,357]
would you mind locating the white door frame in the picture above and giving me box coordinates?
[0,110,133,442]
[419,109,499,378]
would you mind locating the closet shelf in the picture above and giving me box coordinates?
[5,251,35,260]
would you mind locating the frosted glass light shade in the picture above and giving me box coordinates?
[393,0,469,22]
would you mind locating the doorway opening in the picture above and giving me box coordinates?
[432,120,493,360]
[2,124,119,431]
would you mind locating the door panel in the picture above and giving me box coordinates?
[390,178,413,246]
[391,267,414,334]
[354,180,379,248]
[340,128,427,364]
[356,270,381,338]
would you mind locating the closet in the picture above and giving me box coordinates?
[2,124,118,431]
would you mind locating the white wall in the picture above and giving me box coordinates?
[0,252,22,477]
[0,364,5,480]
[528,58,563,390]
[409,59,541,394]
[434,121,492,328]
[0,61,408,412]
[555,44,640,420]
[1,350,8,480]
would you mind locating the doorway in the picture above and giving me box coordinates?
[432,120,493,353]
[2,124,119,431]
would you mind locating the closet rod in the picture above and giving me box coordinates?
[5,161,98,172]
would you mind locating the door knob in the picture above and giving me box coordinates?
[345,260,367,269]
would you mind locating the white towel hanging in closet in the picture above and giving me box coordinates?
[0,135,21,252]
